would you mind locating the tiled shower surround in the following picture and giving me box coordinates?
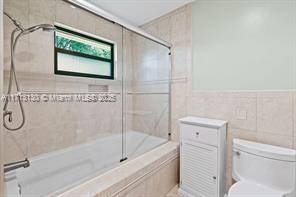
[3,0,169,164]
[3,0,122,163]
[141,4,296,190]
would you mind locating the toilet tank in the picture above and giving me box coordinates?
[232,138,296,194]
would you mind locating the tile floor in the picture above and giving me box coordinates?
[166,185,180,197]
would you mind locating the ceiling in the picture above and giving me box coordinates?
[86,0,194,26]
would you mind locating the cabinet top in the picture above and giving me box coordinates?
[179,116,227,129]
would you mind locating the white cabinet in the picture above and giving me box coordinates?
[179,116,227,197]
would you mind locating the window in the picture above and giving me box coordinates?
[54,26,114,79]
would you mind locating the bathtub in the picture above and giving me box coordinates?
[5,131,167,197]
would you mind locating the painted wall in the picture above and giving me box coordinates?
[142,1,296,191]
[192,0,296,90]
[190,0,296,189]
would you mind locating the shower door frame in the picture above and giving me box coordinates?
[65,0,172,49]
[121,28,172,161]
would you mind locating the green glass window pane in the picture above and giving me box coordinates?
[55,30,112,60]
[54,26,114,79]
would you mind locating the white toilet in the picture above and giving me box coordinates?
[228,138,296,197]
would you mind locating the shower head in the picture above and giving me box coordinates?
[22,24,56,35]
[42,25,56,32]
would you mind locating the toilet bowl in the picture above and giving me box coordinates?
[228,181,283,197]
[228,139,296,197]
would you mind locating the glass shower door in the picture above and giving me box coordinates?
[122,28,171,160]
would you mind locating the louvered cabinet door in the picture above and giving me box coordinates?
[180,141,218,197]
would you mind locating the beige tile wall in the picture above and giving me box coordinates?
[3,0,171,165]
[116,157,179,197]
[0,1,4,194]
[187,91,296,189]
[142,3,296,191]
[3,0,124,163]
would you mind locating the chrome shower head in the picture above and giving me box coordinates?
[23,24,56,35]
[42,25,56,32]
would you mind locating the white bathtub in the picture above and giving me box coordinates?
[5,131,167,197]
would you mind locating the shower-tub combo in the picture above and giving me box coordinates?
[2,0,172,196]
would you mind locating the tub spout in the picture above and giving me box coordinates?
[4,158,30,173]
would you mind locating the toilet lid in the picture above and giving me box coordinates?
[228,181,283,197]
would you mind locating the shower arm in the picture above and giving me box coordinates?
[3,12,24,31]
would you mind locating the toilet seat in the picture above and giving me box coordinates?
[228,181,284,197]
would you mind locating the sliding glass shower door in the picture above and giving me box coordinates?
[122,28,171,160]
